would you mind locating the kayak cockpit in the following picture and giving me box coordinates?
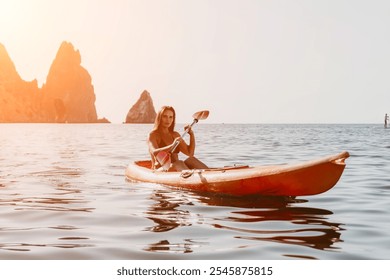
[134,160,250,173]
[135,160,154,169]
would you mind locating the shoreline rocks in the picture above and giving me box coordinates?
[1,42,159,124]
[0,41,109,123]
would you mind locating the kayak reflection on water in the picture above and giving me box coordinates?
[142,189,343,256]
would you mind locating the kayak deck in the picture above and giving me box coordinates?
[126,151,350,196]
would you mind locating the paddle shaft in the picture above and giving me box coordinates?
[169,119,198,153]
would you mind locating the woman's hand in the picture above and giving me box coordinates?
[171,136,182,148]
[184,125,194,135]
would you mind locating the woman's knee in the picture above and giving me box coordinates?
[185,156,208,169]
[171,160,188,171]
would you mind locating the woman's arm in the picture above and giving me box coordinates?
[148,132,181,156]
[176,126,195,157]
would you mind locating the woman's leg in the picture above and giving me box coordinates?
[184,156,208,169]
[170,160,189,171]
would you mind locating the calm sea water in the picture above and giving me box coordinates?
[0,123,389,260]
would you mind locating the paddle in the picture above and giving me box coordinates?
[155,110,209,171]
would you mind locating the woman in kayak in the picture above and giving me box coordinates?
[148,106,208,171]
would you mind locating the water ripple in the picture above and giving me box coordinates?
[0,124,389,259]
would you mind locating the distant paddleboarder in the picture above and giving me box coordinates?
[385,113,389,128]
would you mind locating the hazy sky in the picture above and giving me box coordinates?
[1,0,389,123]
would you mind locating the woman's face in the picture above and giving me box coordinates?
[160,109,174,129]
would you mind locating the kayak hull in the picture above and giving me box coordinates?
[125,151,349,196]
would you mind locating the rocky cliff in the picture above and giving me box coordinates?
[0,41,105,123]
[125,90,156,123]
[0,43,42,122]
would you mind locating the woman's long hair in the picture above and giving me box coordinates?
[152,106,176,132]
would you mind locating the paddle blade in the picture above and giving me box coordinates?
[192,110,209,121]
[156,151,171,171]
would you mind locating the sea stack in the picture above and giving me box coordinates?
[125,90,157,123]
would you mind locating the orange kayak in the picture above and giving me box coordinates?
[125,151,349,196]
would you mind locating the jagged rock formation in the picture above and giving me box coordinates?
[41,42,98,123]
[0,43,42,122]
[0,41,107,123]
[125,90,156,123]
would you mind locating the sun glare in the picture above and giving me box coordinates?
[0,1,29,32]
[0,1,17,19]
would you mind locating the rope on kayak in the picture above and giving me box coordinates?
[180,169,195,179]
